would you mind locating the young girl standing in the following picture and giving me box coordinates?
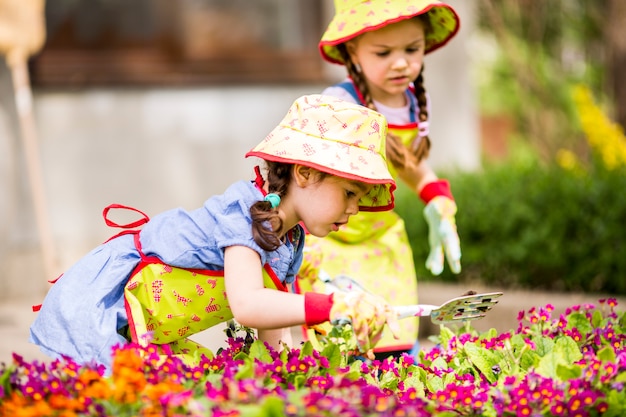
[299,0,462,358]
[29,94,400,372]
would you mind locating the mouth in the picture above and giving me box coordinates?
[332,222,346,232]
[389,75,410,83]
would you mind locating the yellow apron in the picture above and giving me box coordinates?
[299,123,421,354]
[103,204,288,366]
[124,245,285,364]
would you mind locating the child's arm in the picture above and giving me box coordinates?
[258,328,293,349]
[396,157,438,193]
[224,245,398,353]
[224,245,307,329]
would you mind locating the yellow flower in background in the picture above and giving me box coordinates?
[556,148,585,176]
[572,85,626,170]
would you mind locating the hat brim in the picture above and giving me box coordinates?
[320,2,460,65]
[246,131,395,212]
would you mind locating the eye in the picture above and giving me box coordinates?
[375,50,391,57]
[406,46,421,54]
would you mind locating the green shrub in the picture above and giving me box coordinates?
[396,151,626,294]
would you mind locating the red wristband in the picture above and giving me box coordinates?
[419,179,454,204]
[304,292,334,326]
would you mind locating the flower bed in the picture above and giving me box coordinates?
[1,299,624,416]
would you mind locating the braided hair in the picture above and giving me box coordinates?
[250,162,327,251]
[250,161,291,251]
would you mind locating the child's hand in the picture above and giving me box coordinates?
[423,196,462,275]
[329,291,400,354]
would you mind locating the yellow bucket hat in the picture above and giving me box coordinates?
[246,94,396,211]
[319,0,460,64]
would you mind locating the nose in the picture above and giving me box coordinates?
[391,55,408,70]
[346,199,359,216]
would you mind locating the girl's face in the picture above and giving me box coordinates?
[346,18,426,107]
[291,167,373,237]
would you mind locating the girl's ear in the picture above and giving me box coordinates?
[346,40,359,65]
[293,164,314,187]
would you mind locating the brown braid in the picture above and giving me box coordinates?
[411,65,431,161]
[250,161,291,251]
[411,13,433,162]
[337,44,409,170]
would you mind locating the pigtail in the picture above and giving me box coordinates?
[337,44,409,171]
[250,161,291,251]
[411,66,431,162]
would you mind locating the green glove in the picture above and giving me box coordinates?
[423,195,462,275]
[329,290,400,354]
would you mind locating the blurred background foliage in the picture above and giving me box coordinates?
[396,0,626,294]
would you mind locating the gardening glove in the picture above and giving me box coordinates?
[420,180,462,276]
[329,290,400,354]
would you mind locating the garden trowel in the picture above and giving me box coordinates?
[319,270,503,324]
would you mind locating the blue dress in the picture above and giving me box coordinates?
[30,179,304,369]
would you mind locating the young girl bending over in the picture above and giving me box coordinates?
[299,0,462,359]
[30,94,399,372]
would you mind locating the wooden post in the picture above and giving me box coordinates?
[0,0,56,280]
[7,51,58,280]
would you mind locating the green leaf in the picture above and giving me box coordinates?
[236,395,286,417]
[403,373,426,397]
[431,356,449,372]
[410,366,429,386]
[0,365,14,394]
[536,336,582,379]
[261,395,285,417]
[519,349,541,372]
[233,350,250,361]
[532,336,554,357]
[482,328,499,340]
[439,325,455,350]
[292,374,306,389]
[615,371,626,383]
[279,347,289,363]
[604,390,626,417]
[553,335,583,362]
[248,340,272,363]
[591,309,604,328]
[597,346,616,363]
[299,340,314,359]
[379,370,400,390]
[426,374,444,393]
[566,312,593,337]
[555,363,582,380]
[509,333,530,361]
[234,357,254,380]
[618,311,626,333]
[320,342,342,370]
[463,342,499,384]
[237,404,264,417]
[442,371,456,387]
[203,373,223,387]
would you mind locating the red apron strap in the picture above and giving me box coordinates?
[34,204,151,313]
[102,204,150,243]
[133,232,149,261]
[253,166,266,195]
[103,204,150,229]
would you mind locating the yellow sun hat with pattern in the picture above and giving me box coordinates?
[319,0,460,65]
[246,94,396,211]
